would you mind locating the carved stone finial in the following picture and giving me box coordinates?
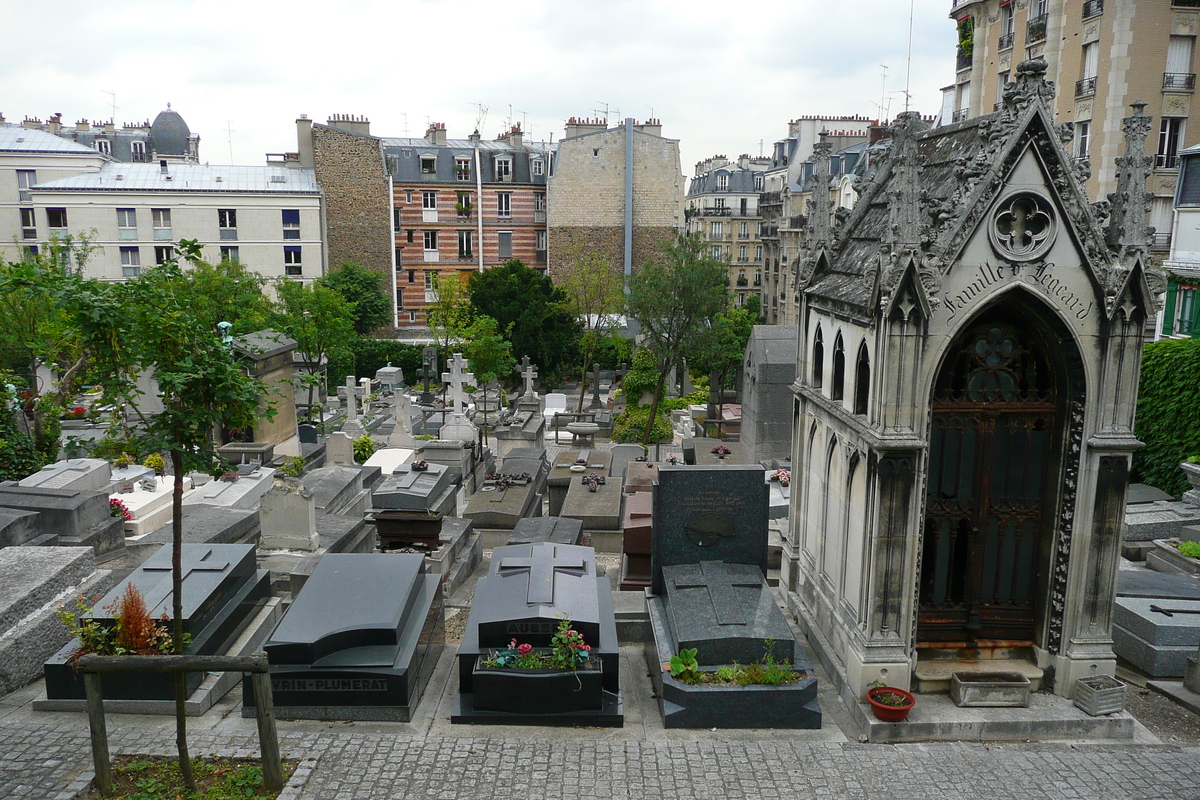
[1105,100,1154,258]
[1002,57,1057,114]
[885,112,926,251]
[808,130,833,247]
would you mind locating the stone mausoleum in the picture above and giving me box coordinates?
[783,60,1166,701]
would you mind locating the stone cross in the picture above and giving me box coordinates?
[359,377,372,417]
[681,358,695,396]
[518,355,538,401]
[666,365,679,398]
[441,352,475,417]
[417,356,436,405]
[344,375,359,422]
[672,561,763,626]
[498,547,587,605]
[589,362,604,409]
[141,547,232,612]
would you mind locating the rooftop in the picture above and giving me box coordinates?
[32,162,320,193]
[0,124,103,155]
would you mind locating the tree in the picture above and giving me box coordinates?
[468,260,579,383]
[70,241,268,792]
[557,243,626,412]
[459,315,516,387]
[626,234,730,446]
[744,294,763,322]
[321,261,392,334]
[273,278,357,422]
[174,258,273,334]
[425,272,473,353]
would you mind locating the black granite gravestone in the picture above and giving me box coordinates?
[453,542,621,725]
[298,424,318,444]
[244,553,443,721]
[44,543,270,700]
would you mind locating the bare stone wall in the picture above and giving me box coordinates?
[311,124,391,276]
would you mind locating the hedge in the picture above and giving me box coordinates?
[327,339,428,393]
[1132,337,1200,497]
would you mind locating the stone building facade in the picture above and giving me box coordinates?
[547,118,684,283]
[946,0,1200,256]
[785,61,1165,709]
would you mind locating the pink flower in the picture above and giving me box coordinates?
[582,644,591,652]
[567,630,577,637]
[509,639,517,649]
[517,643,532,655]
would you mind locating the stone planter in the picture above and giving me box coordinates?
[1182,462,1200,492]
[1073,675,1126,716]
[472,656,604,714]
[1147,539,1200,576]
[949,671,1031,707]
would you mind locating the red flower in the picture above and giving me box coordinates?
[517,643,532,655]
[582,644,591,652]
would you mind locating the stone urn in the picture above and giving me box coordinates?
[1182,461,1200,493]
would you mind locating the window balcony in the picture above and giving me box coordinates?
[1027,14,1047,42]
[458,252,474,261]
[998,32,1014,51]
[1172,0,1200,7]
[699,207,733,216]
[422,209,438,223]
[1151,232,1172,251]
[1156,153,1181,169]
[952,109,970,123]
[153,228,172,240]
[956,50,972,72]
[736,277,748,287]
[1163,72,1197,91]
[1075,77,1097,98]
[18,191,31,203]
[22,228,36,240]
[1082,0,1103,18]
[534,210,546,224]
[423,249,440,262]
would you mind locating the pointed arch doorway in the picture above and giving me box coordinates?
[917,296,1081,646]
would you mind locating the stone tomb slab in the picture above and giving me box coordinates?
[115,475,175,537]
[547,449,611,516]
[244,553,443,722]
[373,462,456,516]
[0,507,43,548]
[453,541,621,726]
[43,543,270,701]
[506,517,583,547]
[1117,570,1200,601]
[363,447,415,476]
[609,444,646,480]
[140,505,259,546]
[19,458,111,492]
[182,467,276,510]
[562,472,623,531]
[0,483,124,556]
[624,461,660,494]
[650,465,770,594]
[1113,597,1200,677]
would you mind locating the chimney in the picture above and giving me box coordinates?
[469,129,481,145]
[48,113,62,134]
[505,124,523,148]
[74,117,89,132]
[104,120,115,133]
[326,113,371,135]
[296,114,314,169]
[738,153,750,170]
[425,122,447,145]
[564,116,608,138]
[635,118,662,136]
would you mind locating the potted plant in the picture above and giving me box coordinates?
[1073,674,1127,716]
[142,453,166,477]
[866,680,916,722]
[473,619,602,714]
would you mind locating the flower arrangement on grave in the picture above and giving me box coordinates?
[142,453,166,475]
[411,460,429,472]
[1177,540,1200,559]
[665,639,803,686]
[56,584,182,663]
[771,468,790,487]
[711,445,731,457]
[665,454,680,465]
[113,453,135,470]
[63,406,87,420]
[482,619,593,671]
[484,472,532,488]
[279,456,305,478]
[109,497,132,521]
[581,473,606,492]
[865,679,916,721]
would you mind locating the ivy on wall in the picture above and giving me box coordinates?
[1132,337,1200,497]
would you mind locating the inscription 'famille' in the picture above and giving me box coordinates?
[943,262,1094,322]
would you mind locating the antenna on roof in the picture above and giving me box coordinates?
[879,65,888,123]
[472,102,488,133]
[645,105,655,121]
[593,102,610,124]
[101,90,118,123]
[904,0,914,112]
[225,120,235,165]
[400,112,408,138]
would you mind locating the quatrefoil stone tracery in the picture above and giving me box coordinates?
[989,193,1057,261]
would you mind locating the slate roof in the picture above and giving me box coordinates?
[381,137,553,185]
[0,125,101,154]
[687,168,762,197]
[32,162,320,193]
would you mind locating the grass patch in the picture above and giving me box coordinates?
[83,755,296,800]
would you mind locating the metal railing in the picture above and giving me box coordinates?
[1082,0,1103,18]
[957,51,973,72]
[1027,14,1048,42]
[952,109,970,123]
[698,207,733,216]
[1076,77,1097,98]
[1163,72,1197,91]
[1152,232,1173,250]
[998,32,1014,50]
[1156,153,1181,169]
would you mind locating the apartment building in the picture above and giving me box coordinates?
[0,106,200,164]
[945,0,1200,253]
[685,154,770,308]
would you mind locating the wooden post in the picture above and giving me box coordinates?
[83,671,113,796]
[249,671,283,793]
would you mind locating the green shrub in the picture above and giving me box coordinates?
[1178,540,1200,559]
[612,405,673,444]
[353,434,376,464]
[279,456,305,478]
[621,349,659,405]
[327,339,426,393]
[1133,338,1200,497]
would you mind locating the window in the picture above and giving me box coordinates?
[710,245,722,260]
[1077,43,1099,98]
[716,174,729,191]
[409,310,417,322]
[812,327,824,388]
[1166,35,1197,89]
[755,245,763,261]
[116,208,137,239]
[532,158,545,176]
[152,208,171,239]
[456,191,473,217]
[999,3,1014,49]
[455,157,472,181]
[47,208,68,229]
[220,246,240,263]
[394,208,401,229]
[714,197,726,210]
[407,229,415,243]
[1159,118,1186,168]
[424,270,436,291]
[740,198,748,216]
[832,334,845,401]
[422,191,437,210]
[282,208,300,239]
[218,208,237,239]
[739,221,749,238]
[495,157,512,182]
[407,269,415,284]
[854,343,870,415]
[120,246,140,277]
[1076,120,1091,160]
[710,221,723,238]
[535,229,547,262]
[284,246,302,275]
[534,193,546,211]
[131,141,146,161]
[19,208,36,239]
[420,155,437,174]
[737,245,747,262]
[497,192,512,218]
[458,230,473,259]
[154,245,174,265]
[395,247,403,270]
[16,169,35,202]
[498,231,513,259]
[405,190,413,204]
[423,230,439,260]
[754,173,764,191]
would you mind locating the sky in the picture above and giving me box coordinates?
[0,0,959,177]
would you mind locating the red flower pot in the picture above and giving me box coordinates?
[866,686,915,722]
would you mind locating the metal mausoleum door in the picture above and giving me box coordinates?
[919,324,1057,644]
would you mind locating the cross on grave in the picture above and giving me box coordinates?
[141,547,232,612]
[417,356,437,405]
[589,362,604,410]
[441,353,475,417]
[498,546,587,605]
[517,355,538,401]
[671,561,764,626]
[343,375,361,422]
[359,376,372,417]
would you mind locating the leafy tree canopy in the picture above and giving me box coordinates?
[273,278,357,419]
[321,261,392,335]
[459,315,516,386]
[175,258,273,334]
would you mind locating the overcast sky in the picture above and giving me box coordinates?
[1,0,958,176]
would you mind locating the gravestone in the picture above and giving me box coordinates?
[609,444,646,480]
[624,461,660,495]
[516,355,539,408]
[244,553,444,721]
[687,437,751,466]
[441,353,476,418]
[260,477,319,551]
[133,369,165,414]
[417,439,493,495]
[298,424,318,444]
[375,365,403,392]
[416,349,438,405]
[19,459,111,492]
[372,463,457,550]
[1112,597,1200,677]
[506,517,583,547]
[114,475,174,537]
[463,447,548,530]
[547,449,612,517]
[588,363,604,410]
[619,491,653,591]
[542,393,568,423]
[43,543,271,701]
[453,542,622,725]
[363,447,415,477]
[182,467,276,510]
[326,432,355,466]
[562,471,622,533]
[0,483,124,556]
[740,326,798,462]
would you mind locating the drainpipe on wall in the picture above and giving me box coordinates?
[389,173,398,328]
[624,117,634,280]
[475,144,484,273]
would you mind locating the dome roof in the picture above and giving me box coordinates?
[149,104,191,155]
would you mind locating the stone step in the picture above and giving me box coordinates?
[914,658,1044,694]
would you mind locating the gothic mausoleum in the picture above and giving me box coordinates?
[783,60,1166,705]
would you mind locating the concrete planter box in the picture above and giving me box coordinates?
[1181,462,1200,492]
[1073,675,1126,716]
[472,655,604,714]
[949,671,1031,707]
[1148,539,1200,576]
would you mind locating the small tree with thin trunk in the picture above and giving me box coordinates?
[273,278,357,423]
[626,234,729,447]
[556,240,625,412]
